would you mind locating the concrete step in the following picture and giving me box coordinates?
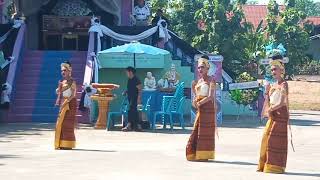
[10,107,59,114]
[23,59,85,67]
[20,66,85,72]
[7,50,89,123]
[15,83,84,90]
[18,70,85,76]
[17,77,83,84]
[14,98,81,106]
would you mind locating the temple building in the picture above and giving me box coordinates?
[0,0,145,50]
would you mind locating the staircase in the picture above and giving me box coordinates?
[7,51,88,123]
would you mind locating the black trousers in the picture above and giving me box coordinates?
[128,95,140,129]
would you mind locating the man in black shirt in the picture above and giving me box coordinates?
[122,66,143,131]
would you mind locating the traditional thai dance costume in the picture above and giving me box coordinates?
[258,60,290,173]
[186,64,216,161]
[55,63,77,149]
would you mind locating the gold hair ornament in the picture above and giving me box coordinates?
[61,63,72,72]
[270,60,285,78]
[198,58,210,69]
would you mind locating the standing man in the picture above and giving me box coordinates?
[122,66,143,131]
[132,0,151,26]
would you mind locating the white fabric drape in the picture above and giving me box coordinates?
[157,19,171,42]
[89,20,171,44]
[1,83,12,104]
[89,24,158,42]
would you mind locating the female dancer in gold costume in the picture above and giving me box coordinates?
[54,61,77,150]
[258,58,290,173]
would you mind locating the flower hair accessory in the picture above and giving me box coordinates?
[265,43,287,57]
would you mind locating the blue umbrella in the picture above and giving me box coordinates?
[98,42,170,67]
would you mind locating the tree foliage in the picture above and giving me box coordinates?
[230,72,259,108]
[193,0,254,75]
[167,0,204,44]
[295,0,320,16]
[149,0,314,76]
[266,0,312,75]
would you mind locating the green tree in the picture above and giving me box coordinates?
[295,0,320,16]
[149,0,169,15]
[169,0,204,44]
[266,0,312,75]
[193,0,252,76]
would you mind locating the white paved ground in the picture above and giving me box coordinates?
[0,110,319,180]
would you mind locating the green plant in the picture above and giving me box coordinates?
[265,0,312,75]
[230,72,259,119]
[234,72,259,105]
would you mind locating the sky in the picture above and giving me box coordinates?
[256,0,320,4]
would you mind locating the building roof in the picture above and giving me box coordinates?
[305,17,320,25]
[242,5,320,29]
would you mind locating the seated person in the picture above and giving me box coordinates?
[132,0,151,26]
[161,64,180,88]
[144,72,156,90]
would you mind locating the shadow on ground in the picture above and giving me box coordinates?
[0,154,21,166]
[285,172,320,177]
[191,160,257,166]
[0,123,55,140]
[72,149,117,153]
[290,119,320,127]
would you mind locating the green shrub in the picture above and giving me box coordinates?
[230,72,259,106]
[294,60,320,75]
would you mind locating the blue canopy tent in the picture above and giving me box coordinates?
[97,42,170,68]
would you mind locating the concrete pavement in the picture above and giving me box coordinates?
[0,110,319,180]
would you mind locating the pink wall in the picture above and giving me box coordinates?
[121,0,132,26]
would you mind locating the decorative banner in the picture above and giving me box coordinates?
[135,54,164,68]
[192,54,224,124]
[97,53,164,69]
[98,53,134,68]
[229,81,260,90]
[260,57,289,65]
[194,54,223,83]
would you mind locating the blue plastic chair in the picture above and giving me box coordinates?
[139,96,152,120]
[171,96,186,129]
[152,82,185,130]
[107,98,128,130]
[152,98,174,130]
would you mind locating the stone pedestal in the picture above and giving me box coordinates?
[91,95,113,129]
[91,83,120,129]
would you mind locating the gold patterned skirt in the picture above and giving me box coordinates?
[55,98,77,149]
[258,106,288,173]
[186,96,216,161]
